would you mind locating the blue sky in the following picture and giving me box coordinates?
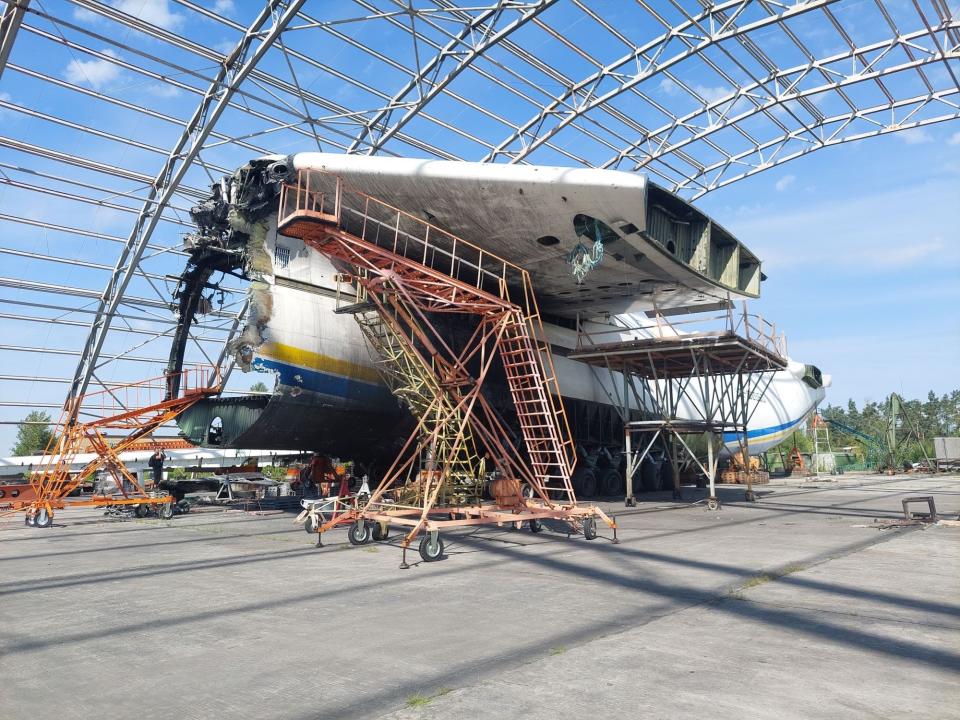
[696,125,960,408]
[0,0,958,453]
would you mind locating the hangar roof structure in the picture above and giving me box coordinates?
[0,0,957,436]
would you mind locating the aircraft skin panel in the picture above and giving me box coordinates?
[284,153,761,316]
[175,155,817,462]
[194,239,823,457]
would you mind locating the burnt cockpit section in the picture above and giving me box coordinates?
[168,158,289,395]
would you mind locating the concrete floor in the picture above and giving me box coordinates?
[1,474,958,719]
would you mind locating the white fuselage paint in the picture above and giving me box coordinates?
[251,221,826,455]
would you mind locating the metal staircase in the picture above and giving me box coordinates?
[500,310,575,503]
[277,169,615,565]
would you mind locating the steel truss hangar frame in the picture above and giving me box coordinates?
[0,0,957,440]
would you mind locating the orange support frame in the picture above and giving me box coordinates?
[279,170,617,566]
[10,366,220,528]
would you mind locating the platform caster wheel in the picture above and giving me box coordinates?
[706,498,720,511]
[24,513,35,527]
[372,521,390,542]
[177,500,191,514]
[134,503,149,518]
[418,532,444,562]
[157,502,174,520]
[744,490,757,503]
[348,520,372,545]
[582,517,598,540]
[625,497,637,508]
[528,519,543,533]
[304,514,319,534]
[34,507,53,528]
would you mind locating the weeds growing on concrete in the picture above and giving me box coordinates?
[406,693,432,707]
[549,646,567,656]
[730,562,808,599]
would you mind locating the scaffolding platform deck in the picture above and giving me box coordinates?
[569,331,788,377]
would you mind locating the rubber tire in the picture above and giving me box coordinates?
[177,500,191,514]
[134,503,149,518]
[582,516,598,540]
[418,532,444,562]
[372,522,389,541]
[34,507,53,528]
[529,519,543,533]
[706,498,720,511]
[598,468,622,497]
[640,459,661,491]
[24,513,35,527]
[660,462,675,493]
[348,521,372,545]
[304,514,319,534]
[572,468,597,498]
[158,502,174,520]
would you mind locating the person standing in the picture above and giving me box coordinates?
[148,449,167,488]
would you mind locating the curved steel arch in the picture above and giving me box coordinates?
[64,0,307,416]
[480,0,834,165]
[0,0,957,438]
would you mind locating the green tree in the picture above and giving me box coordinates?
[11,411,54,456]
[250,381,269,393]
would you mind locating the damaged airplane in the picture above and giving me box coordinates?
[168,154,828,486]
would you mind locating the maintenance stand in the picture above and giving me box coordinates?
[570,308,788,509]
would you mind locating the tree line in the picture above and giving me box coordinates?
[821,390,960,461]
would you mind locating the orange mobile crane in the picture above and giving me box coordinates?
[16,366,220,528]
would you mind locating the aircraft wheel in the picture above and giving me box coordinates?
[348,520,372,545]
[528,519,543,533]
[372,522,389,542]
[572,468,597,498]
[418,532,444,562]
[158,502,174,520]
[598,468,622,496]
[304,514,319,534]
[582,516,597,540]
[34,507,53,528]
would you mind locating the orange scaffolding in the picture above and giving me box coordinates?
[278,170,616,567]
[14,366,220,528]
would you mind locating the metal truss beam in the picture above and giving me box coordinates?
[483,0,834,164]
[64,0,307,418]
[348,0,558,154]
[0,0,27,79]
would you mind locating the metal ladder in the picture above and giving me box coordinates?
[499,308,575,503]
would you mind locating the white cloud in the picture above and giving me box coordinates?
[948,131,960,146]
[64,50,121,89]
[774,174,795,192]
[72,7,100,23]
[214,0,235,13]
[658,78,679,96]
[213,38,238,55]
[146,82,181,98]
[895,127,932,145]
[730,180,960,273]
[112,0,183,30]
[694,84,730,104]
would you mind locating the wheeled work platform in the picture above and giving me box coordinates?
[9,367,219,529]
[278,169,616,566]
